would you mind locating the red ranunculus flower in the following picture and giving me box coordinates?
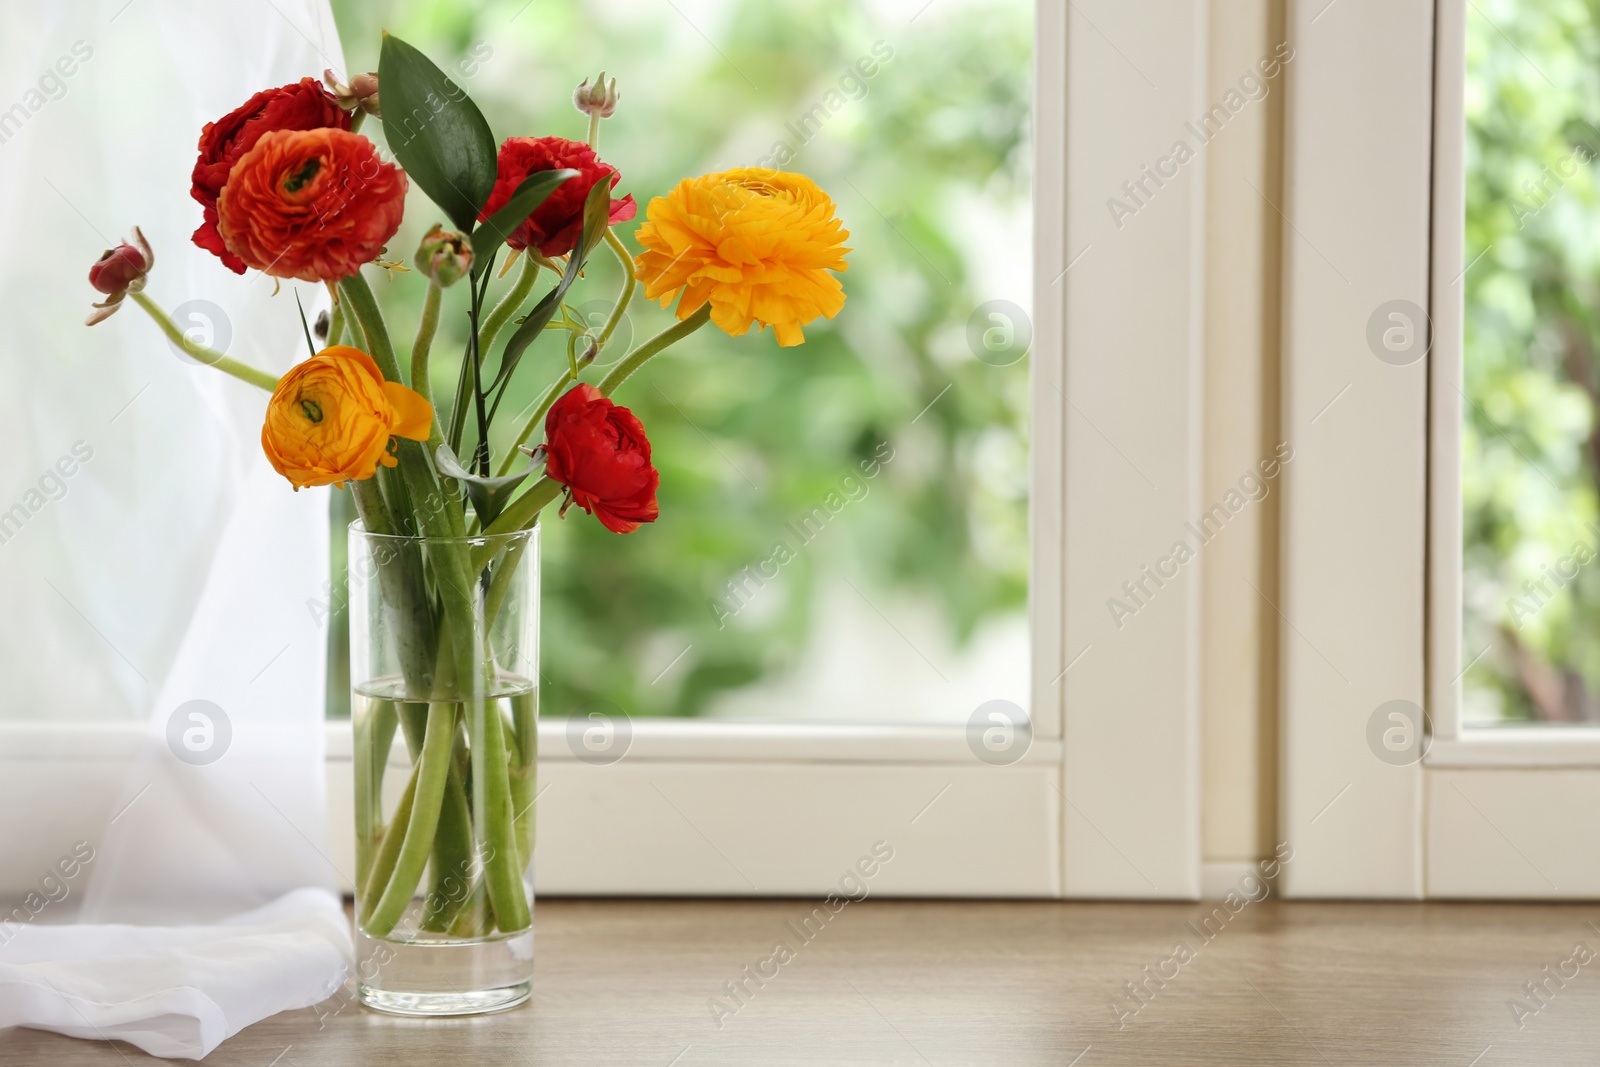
[543,383,659,534]
[216,128,406,283]
[190,78,351,274]
[479,136,636,257]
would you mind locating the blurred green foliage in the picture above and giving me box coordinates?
[327,0,1030,719]
[1464,0,1600,722]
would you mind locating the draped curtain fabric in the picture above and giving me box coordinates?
[0,0,352,1057]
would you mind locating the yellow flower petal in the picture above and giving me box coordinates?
[633,168,849,348]
[261,345,431,489]
[382,380,434,442]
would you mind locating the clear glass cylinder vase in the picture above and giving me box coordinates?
[348,522,538,1016]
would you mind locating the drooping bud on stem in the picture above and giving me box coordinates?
[86,226,153,325]
[414,224,472,288]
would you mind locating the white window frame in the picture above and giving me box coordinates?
[1,1,1213,900]
[1282,0,1600,898]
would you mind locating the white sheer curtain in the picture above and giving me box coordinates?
[0,0,352,1057]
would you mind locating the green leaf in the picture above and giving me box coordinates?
[471,169,578,277]
[379,33,499,232]
[485,179,616,409]
[433,442,533,526]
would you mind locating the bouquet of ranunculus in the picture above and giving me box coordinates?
[86,36,848,1015]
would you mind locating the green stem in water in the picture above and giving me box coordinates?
[345,271,517,935]
[446,876,492,937]
[129,292,280,392]
[362,703,454,934]
[481,530,531,628]
[358,760,417,923]
[509,690,538,870]
[353,699,397,886]
[467,667,528,932]
[344,269,529,933]
[420,715,477,931]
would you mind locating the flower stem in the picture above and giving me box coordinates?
[475,477,563,571]
[328,291,347,348]
[451,256,541,452]
[481,256,541,356]
[487,246,645,480]
[340,271,464,538]
[353,698,396,884]
[358,762,416,922]
[597,303,712,398]
[597,228,636,351]
[420,719,476,931]
[339,273,404,388]
[362,701,455,934]
[509,690,538,870]
[473,308,713,548]
[467,670,528,932]
[466,267,493,474]
[129,293,280,392]
[446,877,492,937]
[494,375,568,479]
[343,272,531,934]
[412,280,445,445]
[411,280,441,398]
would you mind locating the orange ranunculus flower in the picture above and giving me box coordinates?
[261,346,432,489]
[217,128,406,282]
[633,168,849,347]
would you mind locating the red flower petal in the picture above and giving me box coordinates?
[543,383,660,534]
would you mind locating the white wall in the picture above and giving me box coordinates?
[1201,0,1284,870]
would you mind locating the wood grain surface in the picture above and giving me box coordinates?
[3,898,1598,1065]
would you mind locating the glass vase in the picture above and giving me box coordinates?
[348,522,539,1016]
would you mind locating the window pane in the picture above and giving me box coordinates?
[331,0,1033,723]
[1463,0,1600,725]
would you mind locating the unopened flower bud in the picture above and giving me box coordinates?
[415,224,472,288]
[86,226,153,325]
[324,69,381,117]
[573,72,618,119]
[90,245,146,294]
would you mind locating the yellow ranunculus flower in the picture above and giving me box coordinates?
[633,168,850,347]
[261,345,432,489]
